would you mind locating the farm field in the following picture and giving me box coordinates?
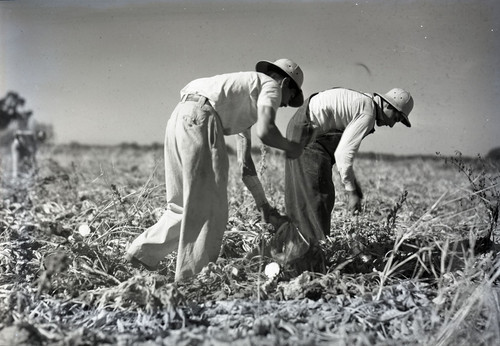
[0,144,499,345]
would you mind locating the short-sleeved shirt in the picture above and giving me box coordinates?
[180,71,281,135]
[308,88,377,191]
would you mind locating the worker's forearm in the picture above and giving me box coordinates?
[255,105,303,158]
[242,175,268,207]
[256,122,295,152]
[236,133,258,176]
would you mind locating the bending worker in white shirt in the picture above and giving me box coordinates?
[273,87,415,268]
[126,58,306,281]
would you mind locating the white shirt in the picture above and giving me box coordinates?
[308,88,376,191]
[180,71,281,136]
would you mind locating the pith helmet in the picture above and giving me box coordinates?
[256,58,304,107]
[377,88,414,127]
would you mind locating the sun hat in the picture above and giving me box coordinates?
[376,88,414,127]
[256,58,304,107]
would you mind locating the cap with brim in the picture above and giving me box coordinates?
[376,92,412,128]
[399,113,411,128]
[256,59,304,107]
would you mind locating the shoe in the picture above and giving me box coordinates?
[126,253,158,271]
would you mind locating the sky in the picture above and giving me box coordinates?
[1,0,499,157]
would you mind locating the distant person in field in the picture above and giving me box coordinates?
[11,129,47,178]
[272,87,415,269]
[0,92,46,178]
[7,108,46,178]
[126,58,306,281]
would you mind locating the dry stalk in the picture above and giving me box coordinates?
[431,263,500,346]
[375,228,433,300]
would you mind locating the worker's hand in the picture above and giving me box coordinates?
[286,141,303,159]
[258,203,288,231]
[353,178,364,200]
[268,207,289,231]
[347,190,362,213]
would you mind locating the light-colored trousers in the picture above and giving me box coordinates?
[127,96,229,281]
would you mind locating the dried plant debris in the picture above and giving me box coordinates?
[0,146,499,345]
